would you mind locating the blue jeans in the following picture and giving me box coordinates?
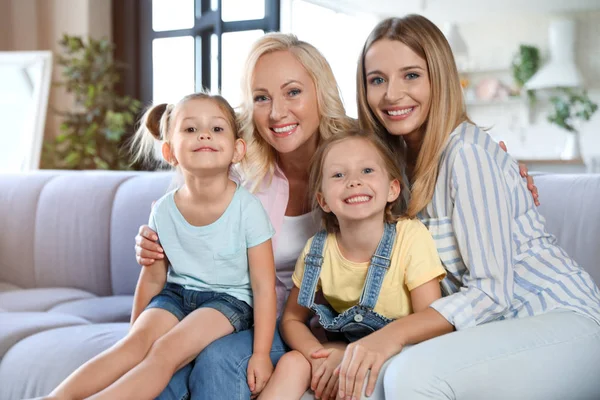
[156,321,289,400]
[147,283,253,331]
[381,310,600,399]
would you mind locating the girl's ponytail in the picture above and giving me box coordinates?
[130,103,172,166]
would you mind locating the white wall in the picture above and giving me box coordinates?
[282,0,377,118]
[455,12,600,161]
[307,0,600,24]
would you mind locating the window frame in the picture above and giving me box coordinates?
[113,0,279,103]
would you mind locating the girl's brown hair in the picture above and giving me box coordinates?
[309,127,405,233]
[130,92,239,167]
[356,14,472,217]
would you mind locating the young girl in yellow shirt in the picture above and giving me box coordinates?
[259,127,446,400]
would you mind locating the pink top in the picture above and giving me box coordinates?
[242,164,292,315]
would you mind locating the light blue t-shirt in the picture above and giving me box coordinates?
[148,183,275,307]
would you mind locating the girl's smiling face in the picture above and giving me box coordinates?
[164,98,245,173]
[364,39,431,145]
[317,137,400,224]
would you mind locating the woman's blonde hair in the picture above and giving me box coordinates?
[309,127,405,233]
[356,14,471,217]
[130,92,239,167]
[238,33,356,190]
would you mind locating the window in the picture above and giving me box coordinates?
[152,36,195,102]
[123,0,279,105]
[286,0,377,118]
[114,0,373,114]
[152,0,195,32]
[220,29,265,106]
[222,0,265,22]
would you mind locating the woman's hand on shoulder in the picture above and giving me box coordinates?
[135,225,163,266]
[499,141,540,206]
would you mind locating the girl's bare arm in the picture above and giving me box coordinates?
[248,239,277,356]
[280,287,325,359]
[130,259,167,324]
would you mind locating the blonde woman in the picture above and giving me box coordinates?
[330,14,600,400]
[135,31,539,399]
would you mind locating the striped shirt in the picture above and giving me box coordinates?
[416,122,600,330]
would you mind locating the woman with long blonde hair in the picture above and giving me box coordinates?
[332,14,600,399]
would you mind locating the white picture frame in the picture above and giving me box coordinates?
[0,51,52,171]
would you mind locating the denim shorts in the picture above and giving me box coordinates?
[146,282,253,332]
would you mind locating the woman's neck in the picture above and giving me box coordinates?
[403,129,424,181]
[405,152,418,181]
[336,217,385,263]
[277,135,318,182]
[404,134,422,155]
[277,152,311,182]
[279,151,312,216]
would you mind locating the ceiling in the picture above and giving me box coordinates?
[304,0,600,22]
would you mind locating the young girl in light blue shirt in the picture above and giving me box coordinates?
[46,92,277,400]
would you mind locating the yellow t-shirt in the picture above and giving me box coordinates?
[292,219,446,320]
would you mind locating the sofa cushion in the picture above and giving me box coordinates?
[0,288,94,312]
[0,172,61,289]
[33,172,138,296]
[0,282,21,293]
[536,174,600,286]
[0,312,90,359]
[0,323,128,400]
[110,172,173,295]
[49,295,133,323]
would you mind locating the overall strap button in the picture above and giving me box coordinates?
[354,314,364,322]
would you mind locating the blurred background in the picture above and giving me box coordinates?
[1,0,599,173]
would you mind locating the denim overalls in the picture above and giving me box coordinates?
[297,223,397,342]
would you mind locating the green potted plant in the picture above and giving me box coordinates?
[41,35,142,170]
[511,44,540,106]
[547,88,598,160]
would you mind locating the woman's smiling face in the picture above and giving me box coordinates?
[251,50,321,156]
[364,39,431,144]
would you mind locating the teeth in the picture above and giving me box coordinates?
[345,195,371,204]
[387,108,413,116]
[273,124,298,133]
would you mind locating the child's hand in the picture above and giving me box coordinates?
[247,353,273,398]
[310,348,344,400]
